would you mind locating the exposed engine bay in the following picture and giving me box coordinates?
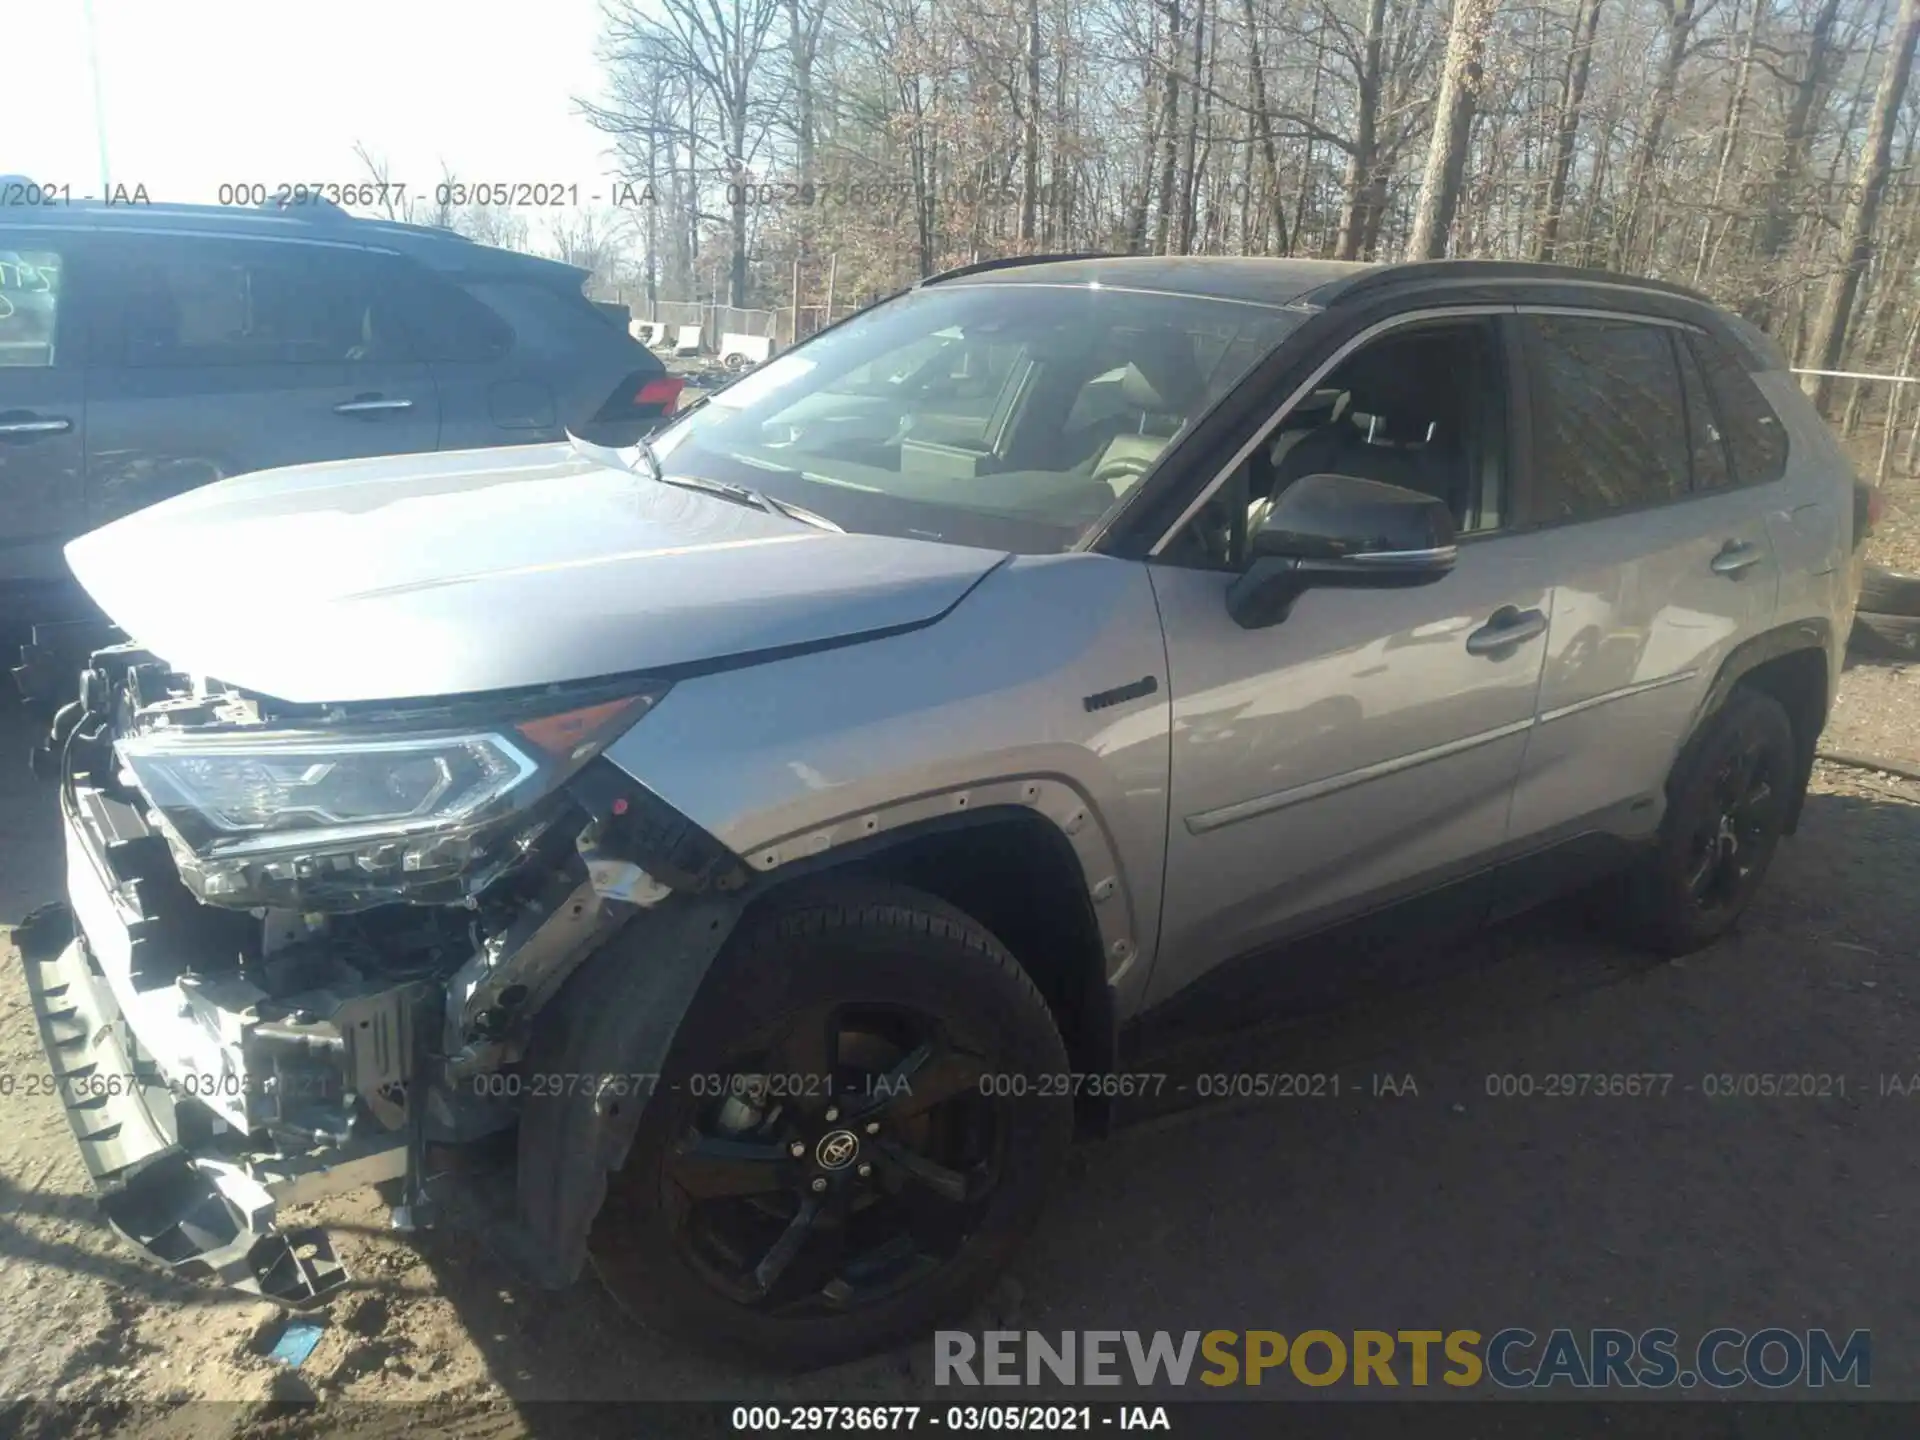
[23,636,742,1305]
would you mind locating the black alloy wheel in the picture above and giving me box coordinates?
[586,880,1073,1367]
[661,1002,1003,1316]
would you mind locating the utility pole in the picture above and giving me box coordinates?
[83,0,111,194]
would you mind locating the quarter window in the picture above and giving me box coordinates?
[1673,333,1733,491]
[1523,315,1690,521]
[0,246,61,367]
[1687,332,1788,487]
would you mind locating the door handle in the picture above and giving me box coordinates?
[0,416,72,436]
[333,396,414,415]
[1465,605,1548,656]
[1711,540,1764,576]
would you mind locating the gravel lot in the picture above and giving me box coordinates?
[0,467,1916,1433]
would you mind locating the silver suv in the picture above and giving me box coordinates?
[17,256,1865,1368]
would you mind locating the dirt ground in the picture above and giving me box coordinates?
[1,505,1918,1434]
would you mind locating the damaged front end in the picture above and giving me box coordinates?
[19,643,735,1306]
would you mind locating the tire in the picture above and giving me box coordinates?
[1851,609,1920,659]
[587,878,1073,1369]
[1619,687,1798,958]
[1860,564,1920,617]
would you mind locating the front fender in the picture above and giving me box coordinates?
[598,552,1174,1016]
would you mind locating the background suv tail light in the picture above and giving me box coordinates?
[597,372,684,425]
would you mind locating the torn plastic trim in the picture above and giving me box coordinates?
[16,915,368,1307]
[565,755,753,900]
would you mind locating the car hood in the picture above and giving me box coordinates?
[64,441,1010,704]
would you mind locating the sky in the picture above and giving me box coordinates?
[6,0,627,229]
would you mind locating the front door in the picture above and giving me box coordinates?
[1144,312,1552,1006]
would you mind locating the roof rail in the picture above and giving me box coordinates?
[915,252,1127,287]
[1337,258,1715,307]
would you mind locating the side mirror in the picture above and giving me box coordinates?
[1227,473,1457,629]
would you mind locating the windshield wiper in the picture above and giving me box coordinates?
[655,470,842,533]
[568,427,840,532]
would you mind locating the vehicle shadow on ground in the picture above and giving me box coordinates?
[408,779,1920,1415]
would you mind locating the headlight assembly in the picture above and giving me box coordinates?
[115,682,669,909]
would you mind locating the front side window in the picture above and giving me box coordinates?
[97,237,413,368]
[643,283,1302,554]
[1164,317,1508,570]
[0,244,62,367]
[1523,315,1690,521]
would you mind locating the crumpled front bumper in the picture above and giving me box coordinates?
[16,757,436,1308]
[18,908,365,1306]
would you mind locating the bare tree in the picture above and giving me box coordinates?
[1802,0,1920,409]
[1408,0,1495,257]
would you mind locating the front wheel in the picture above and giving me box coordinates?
[588,879,1073,1368]
[1620,686,1798,957]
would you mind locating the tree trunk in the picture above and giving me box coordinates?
[1747,0,1846,300]
[1407,0,1493,260]
[1693,0,1758,285]
[1536,0,1605,261]
[1607,0,1695,272]
[1153,0,1184,254]
[729,97,750,306]
[1020,0,1041,243]
[1337,0,1388,260]
[1802,0,1920,412]
[1240,0,1292,255]
[1175,0,1206,254]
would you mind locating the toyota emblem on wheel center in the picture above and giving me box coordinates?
[815,1130,860,1170]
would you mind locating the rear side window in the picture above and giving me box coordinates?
[95,236,414,367]
[1523,315,1690,520]
[0,244,61,367]
[1687,332,1788,487]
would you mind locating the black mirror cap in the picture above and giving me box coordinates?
[1252,472,1458,562]
[1227,474,1458,630]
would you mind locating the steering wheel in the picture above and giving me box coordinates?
[1091,450,1157,498]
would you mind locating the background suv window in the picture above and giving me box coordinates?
[391,268,514,363]
[1523,314,1690,520]
[0,248,61,367]
[1687,331,1788,488]
[100,238,414,368]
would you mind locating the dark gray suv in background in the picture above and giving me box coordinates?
[0,198,675,635]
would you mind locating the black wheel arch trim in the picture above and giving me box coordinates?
[510,803,1120,1288]
[1678,618,1834,835]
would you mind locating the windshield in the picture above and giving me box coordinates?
[645,283,1304,553]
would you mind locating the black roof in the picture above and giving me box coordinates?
[925,252,1721,314]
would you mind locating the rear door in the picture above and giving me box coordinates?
[0,231,85,586]
[83,233,439,525]
[1504,311,1779,849]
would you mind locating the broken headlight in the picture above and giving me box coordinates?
[116,682,669,909]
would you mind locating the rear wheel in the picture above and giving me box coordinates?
[588,879,1072,1368]
[1620,687,1797,957]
